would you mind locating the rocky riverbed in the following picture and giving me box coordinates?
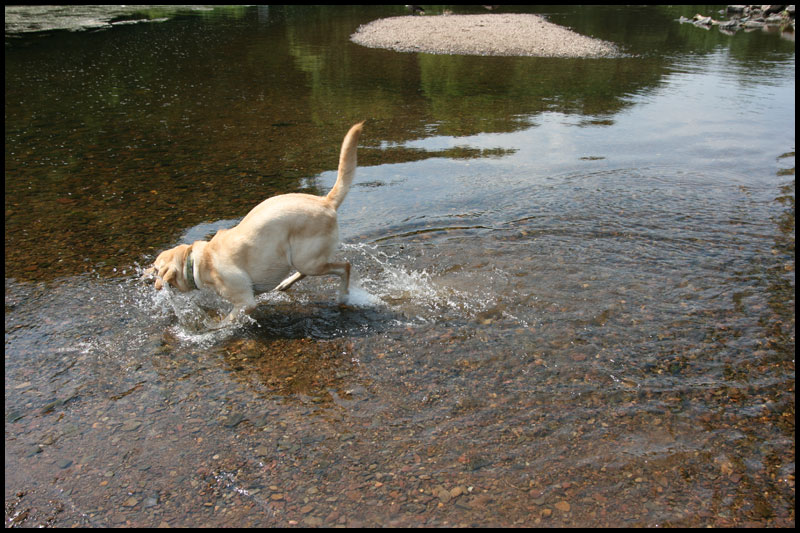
[350,13,620,58]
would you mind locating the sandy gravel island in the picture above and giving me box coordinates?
[351,14,620,58]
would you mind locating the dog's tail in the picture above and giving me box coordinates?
[326,121,364,210]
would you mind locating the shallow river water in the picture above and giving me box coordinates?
[5,5,795,527]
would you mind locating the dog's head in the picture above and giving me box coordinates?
[144,244,193,292]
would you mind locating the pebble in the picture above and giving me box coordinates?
[143,496,159,508]
[555,500,571,512]
[432,485,452,503]
[122,496,138,507]
[26,445,42,457]
[120,419,141,432]
[223,412,246,427]
[304,517,323,527]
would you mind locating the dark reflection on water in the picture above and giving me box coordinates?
[5,5,694,281]
[5,5,795,528]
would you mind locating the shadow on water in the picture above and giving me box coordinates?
[5,5,795,529]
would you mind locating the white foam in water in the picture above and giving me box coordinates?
[345,281,385,308]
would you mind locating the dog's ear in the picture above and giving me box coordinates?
[159,265,179,290]
[151,244,192,291]
[154,264,173,290]
[153,265,174,291]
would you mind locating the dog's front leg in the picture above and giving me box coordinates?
[202,304,253,330]
[203,277,258,328]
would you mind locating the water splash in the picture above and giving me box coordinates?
[131,241,518,345]
[343,243,510,324]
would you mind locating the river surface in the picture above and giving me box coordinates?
[5,5,795,527]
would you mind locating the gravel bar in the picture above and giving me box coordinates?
[351,14,620,58]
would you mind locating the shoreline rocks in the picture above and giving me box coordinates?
[679,5,796,35]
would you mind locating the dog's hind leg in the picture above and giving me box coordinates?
[275,272,306,292]
[279,262,350,302]
[321,261,350,303]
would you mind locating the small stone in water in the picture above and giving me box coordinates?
[122,496,138,507]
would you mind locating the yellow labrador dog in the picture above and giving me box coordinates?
[146,122,363,324]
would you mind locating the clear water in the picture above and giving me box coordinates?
[5,5,794,527]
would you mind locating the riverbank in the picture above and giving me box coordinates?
[4,5,232,34]
[350,14,620,58]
